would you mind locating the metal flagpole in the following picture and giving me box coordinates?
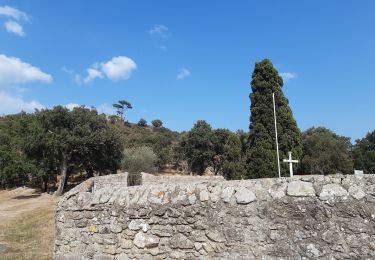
[272,93,281,178]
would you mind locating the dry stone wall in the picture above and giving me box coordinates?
[55,174,375,259]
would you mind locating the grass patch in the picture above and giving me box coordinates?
[0,205,55,260]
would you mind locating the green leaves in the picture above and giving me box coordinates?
[300,127,353,175]
[246,59,302,178]
[353,130,375,174]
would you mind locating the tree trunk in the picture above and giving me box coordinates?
[42,176,48,192]
[55,155,68,196]
[86,167,94,178]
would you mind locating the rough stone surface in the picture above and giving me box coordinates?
[235,187,256,204]
[55,174,375,259]
[319,183,348,200]
[287,180,315,196]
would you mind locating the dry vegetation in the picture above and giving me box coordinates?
[0,188,57,260]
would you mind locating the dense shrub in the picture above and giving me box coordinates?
[121,146,157,173]
[300,127,353,175]
[137,118,147,127]
[152,119,163,128]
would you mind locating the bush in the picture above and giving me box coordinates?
[137,118,147,127]
[152,119,163,128]
[300,127,353,175]
[121,146,157,173]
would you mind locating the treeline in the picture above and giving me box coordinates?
[0,105,374,194]
[0,107,122,195]
[1,59,375,194]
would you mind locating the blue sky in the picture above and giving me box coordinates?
[0,1,374,141]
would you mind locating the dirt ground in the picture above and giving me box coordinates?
[0,187,58,260]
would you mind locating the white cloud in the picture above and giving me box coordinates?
[0,6,29,21]
[0,92,43,115]
[4,20,24,36]
[64,103,80,110]
[96,103,116,115]
[101,56,137,81]
[77,56,137,84]
[148,24,171,38]
[0,54,53,86]
[177,68,191,80]
[84,68,103,84]
[280,72,298,82]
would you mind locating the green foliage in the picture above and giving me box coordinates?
[115,122,180,171]
[0,146,40,187]
[137,118,147,127]
[300,127,353,175]
[121,146,157,173]
[0,107,122,194]
[245,59,302,178]
[353,130,375,174]
[152,119,163,128]
[180,120,215,174]
[211,129,232,174]
[36,106,122,193]
[222,133,246,180]
[0,113,42,187]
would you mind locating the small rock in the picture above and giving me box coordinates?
[128,219,149,232]
[170,251,185,259]
[109,220,122,233]
[287,181,315,197]
[307,243,320,257]
[120,239,133,249]
[188,194,197,205]
[349,185,366,200]
[199,189,209,202]
[206,230,226,242]
[210,186,222,202]
[194,242,203,251]
[221,186,235,203]
[269,183,287,199]
[94,253,114,260]
[133,232,159,248]
[170,233,194,249]
[115,253,131,260]
[235,187,256,204]
[319,184,348,200]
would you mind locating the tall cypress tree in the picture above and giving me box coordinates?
[245,59,302,178]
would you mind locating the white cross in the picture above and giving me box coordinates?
[283,151,299,177]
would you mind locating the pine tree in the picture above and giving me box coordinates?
[245,59,302,178]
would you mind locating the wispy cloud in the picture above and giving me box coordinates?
[280,72,298,82]
[0,54,52,87]
[0,6,29,21]
[177,68,191,80]
[4,20,24,36]
[0,6,29,36]
[0,91,43,115]
[84,68,103,84]
[96,103,116,115]
[62,66,82,85]
[148,24,171,38]
[64,103,81,110]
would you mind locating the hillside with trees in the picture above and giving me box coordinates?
[1,60,375,195]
